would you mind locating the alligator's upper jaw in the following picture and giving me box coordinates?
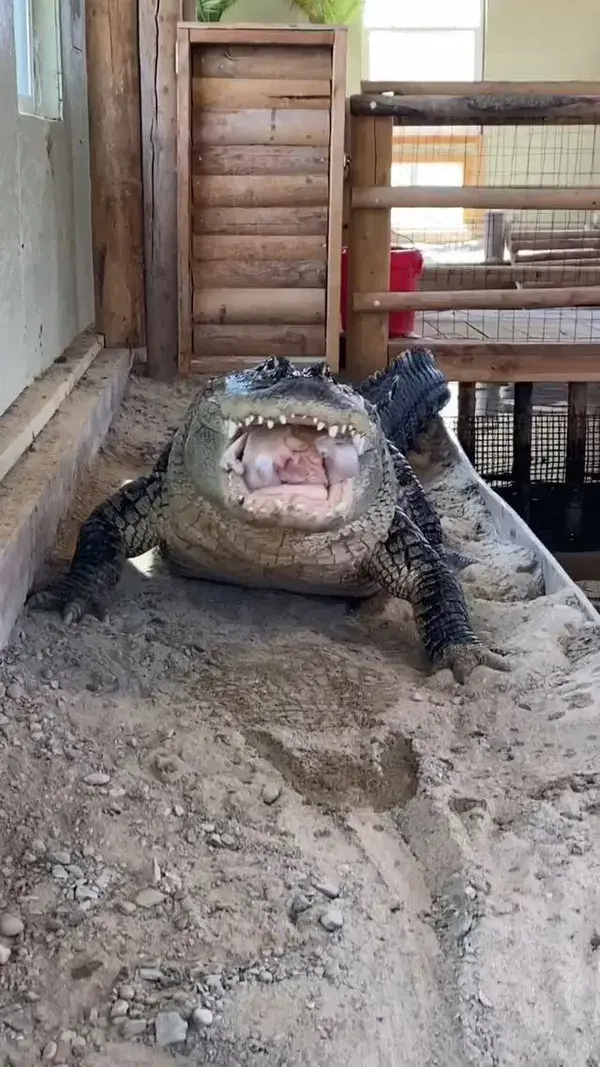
[219,410,367,529]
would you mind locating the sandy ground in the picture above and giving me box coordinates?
[1,373,600,1066]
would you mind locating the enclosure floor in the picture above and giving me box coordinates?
[0,373,599,1065]
[417,308,600,342]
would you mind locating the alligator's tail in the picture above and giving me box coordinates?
[356,346,451,456]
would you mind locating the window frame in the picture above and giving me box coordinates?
[12,0,64,121]
[364,0,486,83]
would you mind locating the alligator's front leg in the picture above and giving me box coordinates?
[365,507,509,683]
[27,467,166,625]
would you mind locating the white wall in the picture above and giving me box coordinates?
[0,0,94,418]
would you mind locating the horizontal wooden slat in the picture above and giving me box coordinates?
[188,27,335,47]
[515,247,600,263]
[192,234,328,261]
[362,80,600,95]
[355,285,600,312]
[193,259,326,289]
[387,339,600,383]
[193,144,329,176]
[353,186,600,210]
[192,206,328,236]
[193,77,331,110]
[192,174,329,208]
[351,92,600,125]
[194,44,332,81]
[193,324,325,358]
[422,265,600,289]
[193,109,330,146]
[193,288,325,325]
[510,229,600,249]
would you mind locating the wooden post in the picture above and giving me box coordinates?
[346,114,393,380]
[483,211,506,263]
[457,384,476,462]
[139,0,180,379]
[512,383,533,524]
[86,0,145,348]
[566,382,587,538]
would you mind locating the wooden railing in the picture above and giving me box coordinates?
[344,82,600,491]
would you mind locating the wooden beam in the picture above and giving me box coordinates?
[86,0,145,347]
[345,113,393,380]
[457,384,475,461]
[421,265,600,289]
[512,383,533,486]
[188,26,335,46]
[176,25,192,374]
[514,247,600,263]
[325,29,347,372]
[354,285,600,313]
[139,0,179,380]
[361,80,600,96]
[510,229,600,249]
[352,186,600,211]
[192,288,325,325]
[350,92,600,125]
[483,211,506,263]
[386,339,600,383]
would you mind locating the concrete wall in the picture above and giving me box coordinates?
[0,0,94,418]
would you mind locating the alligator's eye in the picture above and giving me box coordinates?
[303,360,332,380]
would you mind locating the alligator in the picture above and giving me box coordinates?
[28,348,508,683]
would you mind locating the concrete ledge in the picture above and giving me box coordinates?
[0,348,131,648]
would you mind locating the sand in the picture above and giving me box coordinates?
[0,372,599,1066]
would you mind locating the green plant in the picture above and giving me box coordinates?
[196,0,239,21]
[289,0,362,22]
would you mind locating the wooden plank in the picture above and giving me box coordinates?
[193,259,326,288]
[193,109,330,146]
[512,383,533,486]
[457,384,476,461]
[422,265,600,289]
[193,144,329,175]
[176,26,192,374]
[350,92,600,125]
[566,382,588,488]
[362,80,600,96]
[483,211,507,263]
[139,0,178,380]
[354,285,600,313]
[188,26,335,47]
[192,234,327,261]
[345,114,393,380]
[192,174,329,208]
[387,339,600,383]
[511,230,600,249]
[324,28,346,373]
[192,206,328,235]
[193,324,325,358]
[0,332,103,484]
[192,77,331,110]
[353,186,600,211]
[192,288,325,325]
[194,44,332,80]
[86,0,145,348]
[515,247,600,263]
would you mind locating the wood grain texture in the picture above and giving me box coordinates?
[193,324,325,358]
[176,27,192,373]
[325,29,347,371]
[355,285,600,313]
[351,92,600,125]
[192,174,329,208]
[188,27,335,47]
[86,0,145,348]
[422,265,600,289]
[194,44,333,80]
[192,144,329,175]
[192,207,328,236]
[193,109,330,146]
[139,0,178,379]
[193,288,325,325]
[193,259,326,289]
[386,339,600,383]
[193,77,331,110]
[353,186,600,211]
[362,79,600,95]
[192,234,327,261]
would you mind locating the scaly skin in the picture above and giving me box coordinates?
[28,351,508,682]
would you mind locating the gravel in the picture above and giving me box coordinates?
[0,914,24,937]
[192,1007,214,1028]
[320,908,344,932]
[135,888,166,909]
[155,1010,188,1047]
[261,783,282,805]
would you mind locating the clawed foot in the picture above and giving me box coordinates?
[436,642,511,684]
[443,548,474,572]
[27,579,107,626]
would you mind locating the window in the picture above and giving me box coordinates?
[364,0,485,82]
[12,0,63,120]
[391,161,465,235]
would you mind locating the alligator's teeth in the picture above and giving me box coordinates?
[312,417,319,425]
[266,419,275,429]
[352,433,365,455]
[227,420,237,439]
[244,415,254,426]
[317,421,325,431]
[237,496,245,505]
[279,415,287,425]
[340,424,348,435]
[257,415,264,425]
[328,425,339,438]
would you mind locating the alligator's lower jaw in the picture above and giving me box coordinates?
[225,474,354,531]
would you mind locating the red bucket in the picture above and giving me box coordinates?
[340,246,424,338]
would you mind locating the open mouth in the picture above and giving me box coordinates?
[219,411,367,525]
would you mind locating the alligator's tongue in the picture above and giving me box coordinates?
[241,425,358,494]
